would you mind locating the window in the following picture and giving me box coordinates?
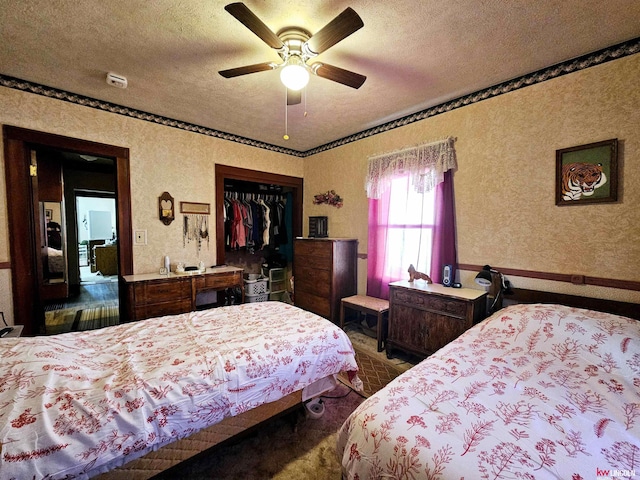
[367,171,456,300]
[365,139,458,299]
[384,175,436,279]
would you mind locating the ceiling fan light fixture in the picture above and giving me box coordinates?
[280,55,309,91]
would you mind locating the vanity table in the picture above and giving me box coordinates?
[120,266,244,322]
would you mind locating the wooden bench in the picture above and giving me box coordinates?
[340,295,389,352]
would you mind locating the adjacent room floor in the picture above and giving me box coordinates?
[44,267,119,334]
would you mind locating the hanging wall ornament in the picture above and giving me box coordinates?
[179,202,210,254]
[158,192,175,225]
[312,190,344,208]
[183,214,209,254]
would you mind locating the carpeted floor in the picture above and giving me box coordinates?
[154,383,363,480]
[342,323,416,397]
[152,328,418,479]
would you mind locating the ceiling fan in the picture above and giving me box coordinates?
[219,2,366,105]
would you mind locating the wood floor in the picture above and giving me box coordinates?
[43,281,120,334]
[67,282,119,308]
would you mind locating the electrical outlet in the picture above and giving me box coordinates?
[134,230,147,245]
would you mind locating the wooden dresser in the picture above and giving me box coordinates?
[387,280,487,359]
[120,266,243,321]
[293,238,358,323]
[93,244,118,276]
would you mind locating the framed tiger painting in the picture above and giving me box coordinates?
[555,138,618,206]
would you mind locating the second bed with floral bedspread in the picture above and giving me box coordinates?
[337,303,639,479]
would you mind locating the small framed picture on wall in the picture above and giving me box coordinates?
[555,138,618,206]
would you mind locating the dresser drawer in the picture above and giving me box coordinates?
[295,255,331,270]
[134,278,191,305]
[195,271,242,290]
[391,288,467,318]
[294,266,330,295]
[294,240,332,259]
[134,300,192,320]
[295,292,331,318]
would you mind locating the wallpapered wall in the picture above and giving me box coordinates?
[1,54,639,324]
[0,87,304,323]
[303,54,640,303]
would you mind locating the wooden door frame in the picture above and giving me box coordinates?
[215,164,303,265]
[3,126,133,335]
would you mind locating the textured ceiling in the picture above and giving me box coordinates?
[1,1,640,153]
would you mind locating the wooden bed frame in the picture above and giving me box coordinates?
[505,288,640,320]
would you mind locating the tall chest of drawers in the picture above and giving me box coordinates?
[293,238,358,323]
[387,280,487,359]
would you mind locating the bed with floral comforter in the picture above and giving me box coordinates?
[0,302,358,479]
[337,303,639,479]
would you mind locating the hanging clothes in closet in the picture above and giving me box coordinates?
[224,191,289,255]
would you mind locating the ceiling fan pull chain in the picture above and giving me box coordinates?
[283,89,290,140]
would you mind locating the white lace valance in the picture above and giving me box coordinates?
[365,137,457,199]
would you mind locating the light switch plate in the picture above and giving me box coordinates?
[134,230,147,245]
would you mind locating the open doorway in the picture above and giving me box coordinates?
[76,193,118,283]
[40,154,121,334]
[3,126,132,336]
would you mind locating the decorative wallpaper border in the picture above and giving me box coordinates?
[1,37,638,157]
[0,75,303,157]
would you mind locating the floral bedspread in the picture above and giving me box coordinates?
[0,302,358,479]
[337,303,640,479]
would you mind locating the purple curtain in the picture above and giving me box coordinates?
[367,170,457,298]
[430,170,457,283]
[366,190,392,300]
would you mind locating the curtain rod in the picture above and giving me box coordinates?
[368,136,456,161]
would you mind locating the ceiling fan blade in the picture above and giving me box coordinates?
[287,89,301,106]
[224,2,284,50]
[311,63,366,89]
[219,62,276,78]
[305,7,363,55]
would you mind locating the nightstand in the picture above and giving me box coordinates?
[387,281,487,359]
[0,325,24,338]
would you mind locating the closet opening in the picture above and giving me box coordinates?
[215,165,303,301]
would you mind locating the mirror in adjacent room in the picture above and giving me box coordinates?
[41,201,66,285]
